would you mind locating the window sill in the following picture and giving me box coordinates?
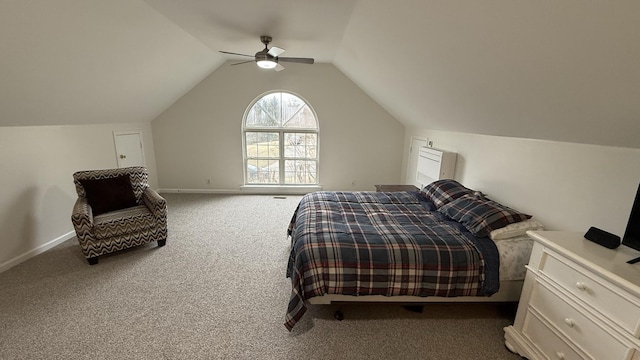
[240,185,322,195]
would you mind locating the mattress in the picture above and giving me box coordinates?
[495,235,534,281]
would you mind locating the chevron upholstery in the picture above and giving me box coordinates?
[71,167,167,265]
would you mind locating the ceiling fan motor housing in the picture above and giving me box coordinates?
[255,50,275,62]
[260,36,272,46]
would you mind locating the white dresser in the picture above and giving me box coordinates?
[504,231,640,360]
[415,147,457,189]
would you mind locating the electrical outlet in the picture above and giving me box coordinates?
[428,140,433,147]
[206,178,211,184]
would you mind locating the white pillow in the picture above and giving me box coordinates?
[489,218,544,241]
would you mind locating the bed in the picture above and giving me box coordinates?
[284,179,543,330]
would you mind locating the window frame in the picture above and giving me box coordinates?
[242,90,320,186]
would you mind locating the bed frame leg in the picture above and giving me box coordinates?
[403,305,424,313]
[334,310,344,321]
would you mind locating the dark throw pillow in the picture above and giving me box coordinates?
[438,193,531,238]
[420,179,474,208]
[79,175,138,216]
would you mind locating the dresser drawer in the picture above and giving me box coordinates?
[539,251,640,335]
[523,311,585,360]
[530,280,630,360]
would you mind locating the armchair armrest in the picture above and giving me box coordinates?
[71,197,94,240]
[142,188,167,219]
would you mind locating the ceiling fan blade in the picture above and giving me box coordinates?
[219,51,254,58]
[230,60,255,66]
[268,46,285,57]
[278,57,314,64]
[275,63,285,72]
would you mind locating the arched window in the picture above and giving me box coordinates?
[243,91,319,185]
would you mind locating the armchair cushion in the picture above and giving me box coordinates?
[93,205,156,240]
[79,175,138,215]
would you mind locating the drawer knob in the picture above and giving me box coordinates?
[564,318,575,328]
[575,282,588,291]
[556,351,565,359]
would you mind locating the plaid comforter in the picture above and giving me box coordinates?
[285,191,499,330]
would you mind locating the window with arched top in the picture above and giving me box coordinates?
[243,91,319,185]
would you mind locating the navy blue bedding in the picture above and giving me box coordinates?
[285,191,500,330]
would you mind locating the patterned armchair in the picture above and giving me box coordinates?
[71,167,167,265]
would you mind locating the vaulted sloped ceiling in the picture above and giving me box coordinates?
[0,0,222,126]
[1,0,639,148]
[334,1,640,148]
[143,0,357,63]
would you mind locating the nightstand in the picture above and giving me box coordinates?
[504,231,640,360]
[374,185,419,192]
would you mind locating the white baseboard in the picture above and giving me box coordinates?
[159,186,322,195]
[159,188,241,194]
[0,230,76,274]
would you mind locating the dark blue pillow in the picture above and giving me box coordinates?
[438,194,531,238]
[421,179,474,208]
[413,191,437,211]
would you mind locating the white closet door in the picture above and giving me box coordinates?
[114,131,145,168]
[406,137,427,187]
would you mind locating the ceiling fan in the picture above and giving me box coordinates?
[219,36,314,71]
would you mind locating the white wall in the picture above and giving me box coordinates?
[403,129,640,236]
[0,123,158,271]
[152,62,405,192]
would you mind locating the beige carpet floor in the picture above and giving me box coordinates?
[0,193,522,359]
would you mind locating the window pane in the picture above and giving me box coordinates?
[246,163,259,183]
[284,160,317,184]
[256,160,279,184]
[283,105,316,128]
[281,93,305,126]
[284,133,317,158]
[247,93,281,127]
[247,160,279,184]
[305,133,317,158]
[246,107,275,128]
[245,132,279,158]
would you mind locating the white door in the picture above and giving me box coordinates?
[114,131,145,168]
[406,137,427,188]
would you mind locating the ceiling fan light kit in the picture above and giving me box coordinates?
[256,59,277,69]
[220,36,314,72]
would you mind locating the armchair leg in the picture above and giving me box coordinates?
[157,239,166,247]
[87,257,98,265]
